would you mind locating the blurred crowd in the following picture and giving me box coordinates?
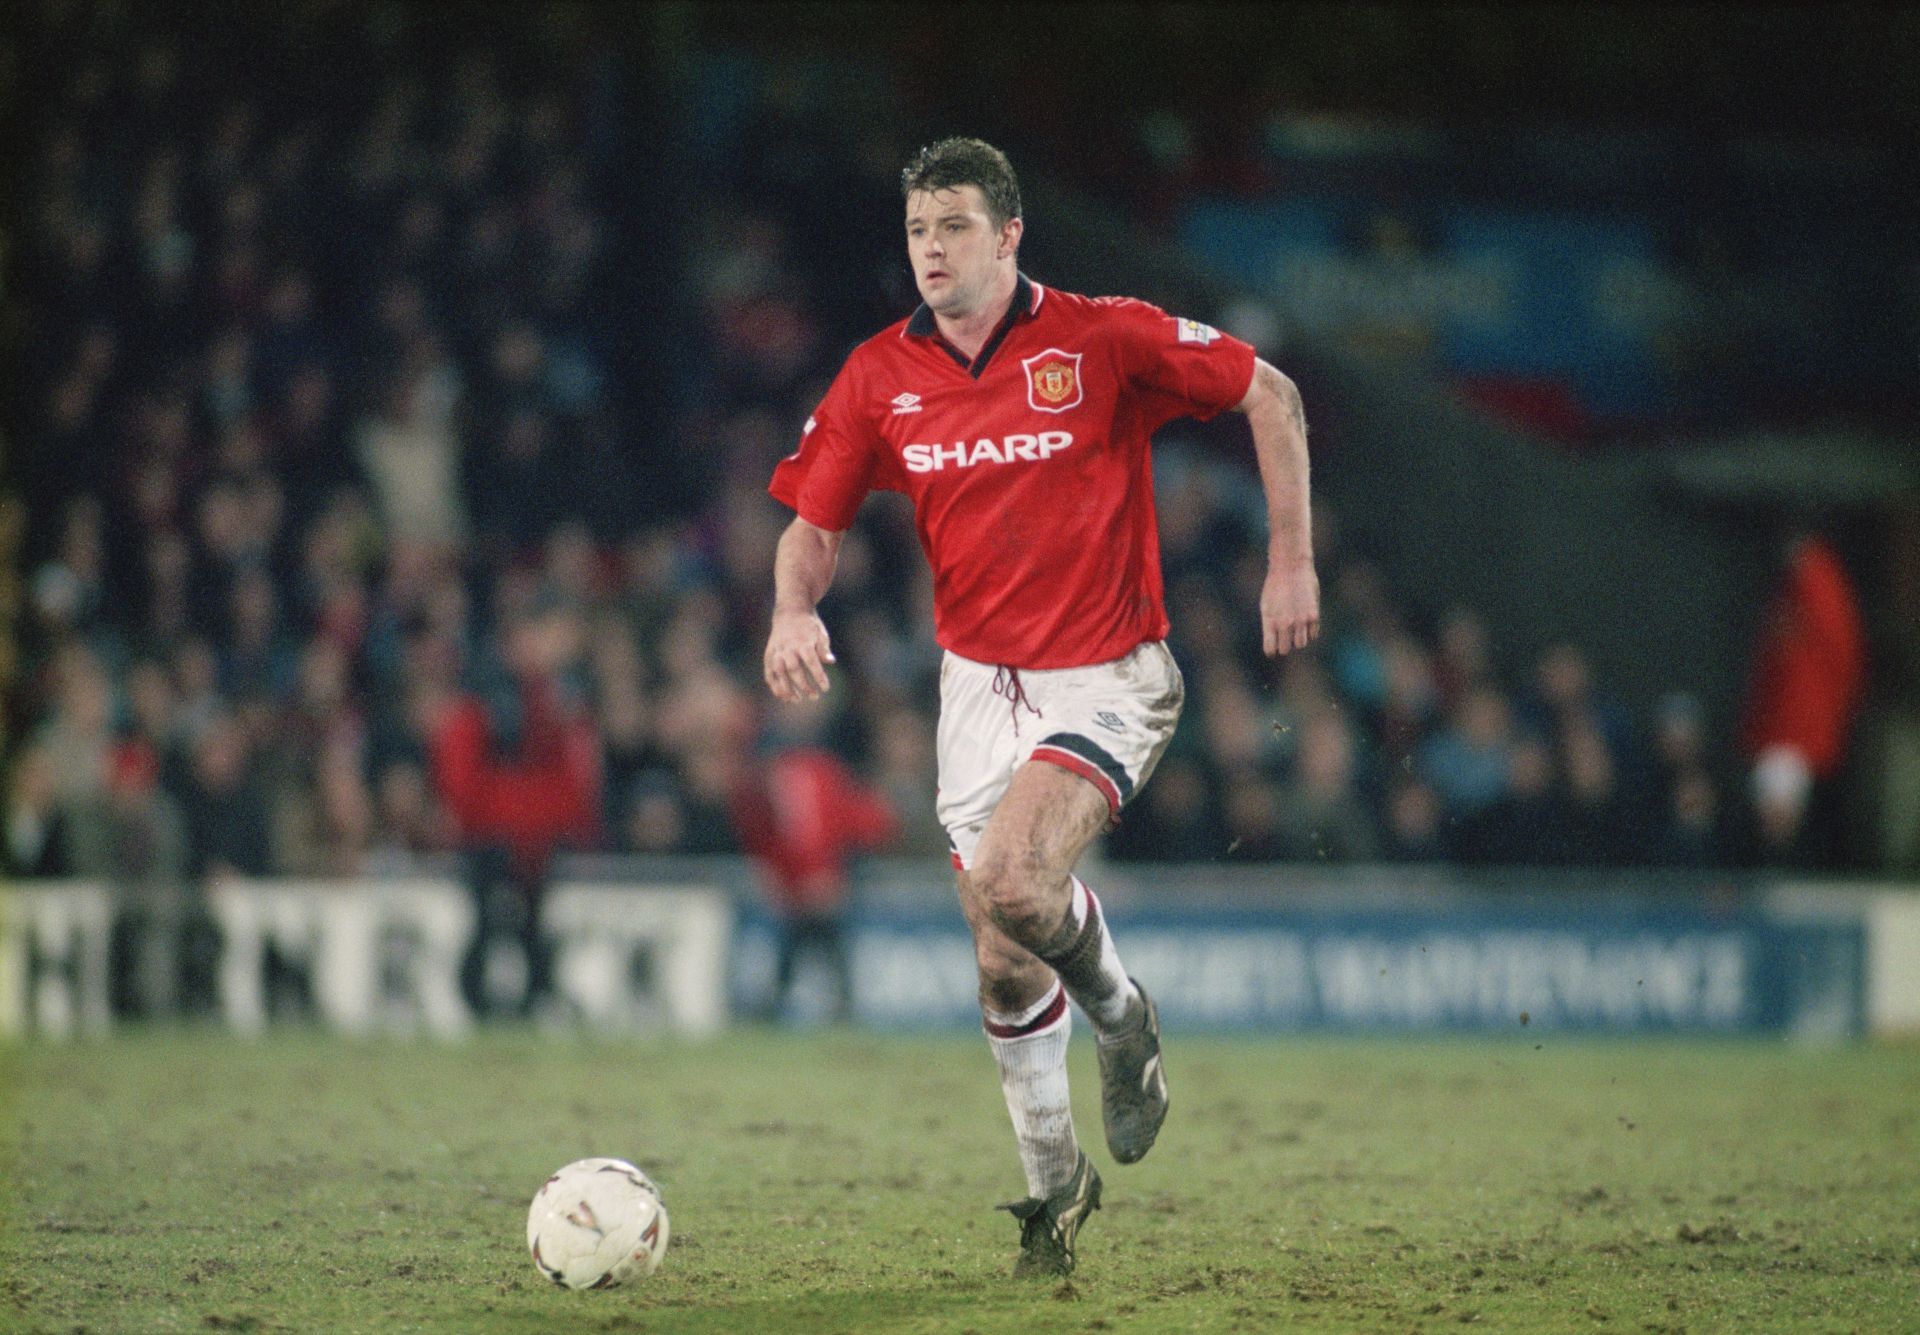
[4,3,1873,912]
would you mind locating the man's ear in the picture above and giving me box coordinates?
[998,216,1024,259]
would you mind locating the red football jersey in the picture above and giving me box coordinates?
[770,275,1256,669]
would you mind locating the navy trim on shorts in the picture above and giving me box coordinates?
[1037,731,1134,804]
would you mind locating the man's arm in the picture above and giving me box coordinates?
[764,517,845,701]
[1233,357,1321,656]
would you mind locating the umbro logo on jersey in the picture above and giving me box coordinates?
[890,393,923,415]
[901,431,1073,473]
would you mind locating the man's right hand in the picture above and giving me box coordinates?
[764,609,836,701]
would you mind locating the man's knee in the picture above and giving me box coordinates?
[971,846,1065,948]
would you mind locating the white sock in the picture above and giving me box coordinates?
[984,982,1079,1197]
[1058,877,1141,1033]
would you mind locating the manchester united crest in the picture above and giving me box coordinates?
[1022,349,1084,413]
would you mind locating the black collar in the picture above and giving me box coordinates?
[904,273,1039,378]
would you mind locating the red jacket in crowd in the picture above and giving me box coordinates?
[1740,536,1867,778]
[430,678,603,867]
[728,748,898,914]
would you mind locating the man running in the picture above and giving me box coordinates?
[763,137,1319,1277]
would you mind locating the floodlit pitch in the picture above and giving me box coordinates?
[3,1031,1916,1332]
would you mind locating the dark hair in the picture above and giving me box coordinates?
[900,137,1022,227]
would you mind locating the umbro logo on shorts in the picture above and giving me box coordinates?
[890,392,923,414]
[1093,710,1126,733]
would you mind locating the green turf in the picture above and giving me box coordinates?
[2,1030,1917,1333]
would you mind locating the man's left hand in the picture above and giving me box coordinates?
[1261,559,1321,656]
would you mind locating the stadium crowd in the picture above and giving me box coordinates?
[4,3,1866,914]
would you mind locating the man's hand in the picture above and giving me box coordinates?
[1261,557,1321,656]
[1232,358,1318,657]
[764,608,836,701]
[765,518,845,701]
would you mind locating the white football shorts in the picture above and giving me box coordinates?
[936,639,1185,870]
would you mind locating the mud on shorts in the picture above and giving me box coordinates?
[936,640,1185,871]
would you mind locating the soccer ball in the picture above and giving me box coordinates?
[526,1157,670,1290]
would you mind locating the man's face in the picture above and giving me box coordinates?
[905,185,1020,320]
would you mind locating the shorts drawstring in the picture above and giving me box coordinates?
[991,664,1042,735]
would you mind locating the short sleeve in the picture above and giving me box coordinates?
[1110,299,1258,422]
[769,360,878,531]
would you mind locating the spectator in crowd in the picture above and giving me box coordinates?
[365,759,451,869]
[1418,684,1516,824]
[429,604,602,1017]
[1453,734,1559,865]
[1221,767,1289,862]
[355,361,468,552]
[1324,563,1398,715]
[596,671,659,836]
[1273,712,1381,862]
[868,704,948,860]
[179,711,272,879]
[621,770,694,856]
[273,737,376,879]
[1432,608,1494,713]
[1555,717,1631,866]
[33,645,115,815]
[1646,694,1723,867]
[1368,633,1442,790]
[1381,777,1445,862]
[1739,534,1867,866]
[221,568,298,702]
[724,693,898,1023]
[68,744,191,1018]
[652,667,752,855]
[1520,642,1637,794]
[7,746,70,877]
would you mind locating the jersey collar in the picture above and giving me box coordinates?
[903,272,1044,379]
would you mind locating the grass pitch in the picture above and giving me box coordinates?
[2,1030,1917,1333]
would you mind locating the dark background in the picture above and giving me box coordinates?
[4,1,1915,882]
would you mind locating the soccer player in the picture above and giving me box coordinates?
[762,138,1319,1277]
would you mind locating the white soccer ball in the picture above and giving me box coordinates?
[526,1157,670,1290]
